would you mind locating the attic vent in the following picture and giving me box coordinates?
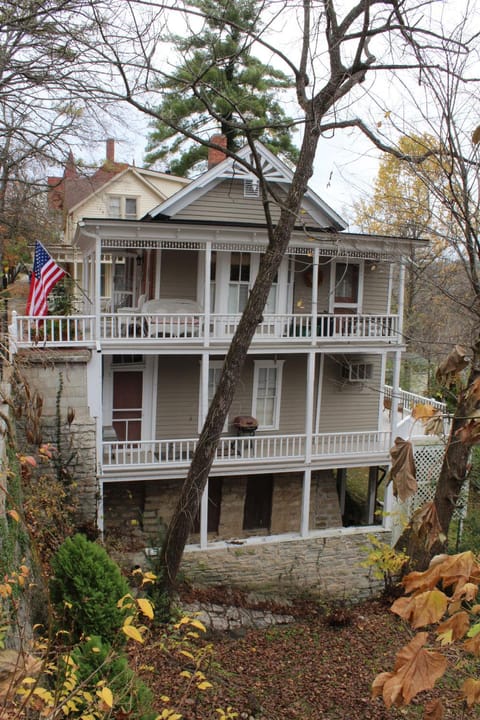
[341,362,373,383]
[244,178,259,198]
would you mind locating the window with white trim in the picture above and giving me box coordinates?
[107,196,138,219]
[228,252,250,313]
[252,360,284,430]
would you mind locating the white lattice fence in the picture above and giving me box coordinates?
[408,441,468,520]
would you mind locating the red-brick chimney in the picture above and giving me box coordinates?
[106,138,115,162]
[208,134,227,168]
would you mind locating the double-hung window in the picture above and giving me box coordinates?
[107,196,138,219]
[252,360,284,430]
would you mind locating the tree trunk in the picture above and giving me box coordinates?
[160,123,321,591]
[395,369,476,570]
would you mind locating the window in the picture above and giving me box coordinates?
[252,360,284,429]
[341,362,373,383]
[228,252,250,313]
[334,262,360,307]
[243,476,273,531]
[107,196,121,218]
[107,196,138,219]
[125,197,137,219]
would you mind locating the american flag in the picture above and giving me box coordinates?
[26,241,66,317]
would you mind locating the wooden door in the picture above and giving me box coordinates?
[112,371,143,441]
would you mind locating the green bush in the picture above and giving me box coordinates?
[50,534,130,643]
[69,636,157,720]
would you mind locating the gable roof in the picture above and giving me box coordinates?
[48,145,189,216]
[144,141,347,231]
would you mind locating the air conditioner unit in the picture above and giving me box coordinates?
[341,362,373,383]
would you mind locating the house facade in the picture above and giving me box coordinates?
[11,141,438,598]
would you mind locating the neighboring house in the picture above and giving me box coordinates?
[47,139,189,309]
[11,140,444,599]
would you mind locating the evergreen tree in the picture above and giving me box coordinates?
[145,0,298,176]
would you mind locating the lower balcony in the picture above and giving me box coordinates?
[101,430,392,479]
[10,311,400,349]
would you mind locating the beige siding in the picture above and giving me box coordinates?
[278,356,309,433]
[318,355,382,433]
[176,180,324,228]
[155,356,200,438]
[362,262,390,313]
[159,250,198,300]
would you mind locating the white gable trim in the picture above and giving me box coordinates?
[146,141,347,230]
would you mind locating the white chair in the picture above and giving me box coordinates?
[117,293,147,314]
[115,294,147,335]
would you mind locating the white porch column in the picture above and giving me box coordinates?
[94,234,102,347]
[301,352,316,537]
[300,468,312,537]
[310,248,320,344]
[199,352,210,548]
[204,242,211,346]
[305,351,315,464]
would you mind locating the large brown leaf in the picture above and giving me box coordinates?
[436,345,470,387]
[424,699,444,720]
[455,418,480,446]
[390,437,417,502]
[461,678,480,707]
[391,589,448,628]
[372,632,447,708]
[410,502,444,551]
[436,611,470,644]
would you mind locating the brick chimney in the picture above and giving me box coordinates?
[208,134,227,168]
[106,138,115,162]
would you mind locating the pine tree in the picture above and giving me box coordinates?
[145,0,298,176]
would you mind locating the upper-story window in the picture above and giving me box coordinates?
[228,252,250,313]
[107,196,138,219]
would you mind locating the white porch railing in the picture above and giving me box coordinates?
[383,385,446,413]
[102,430,391,469]
[7,311,401,348]
[9,314,96,347]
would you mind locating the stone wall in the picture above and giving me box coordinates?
[178,529,389,601]
[14,349,98,526]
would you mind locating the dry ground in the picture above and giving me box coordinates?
[130,595,480,720]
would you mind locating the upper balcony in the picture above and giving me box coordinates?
[9,309,401,352]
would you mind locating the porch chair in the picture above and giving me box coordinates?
[115,293,147,335]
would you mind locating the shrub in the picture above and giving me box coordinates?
[50,534,130,643]
[69,636,157,720]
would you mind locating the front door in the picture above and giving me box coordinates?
[112,370,143,441]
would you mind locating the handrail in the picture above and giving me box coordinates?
[9,311,401,350]
[102,430,392,469]
[383,385,446,413]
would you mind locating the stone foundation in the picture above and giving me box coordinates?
[178,529,389,601]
